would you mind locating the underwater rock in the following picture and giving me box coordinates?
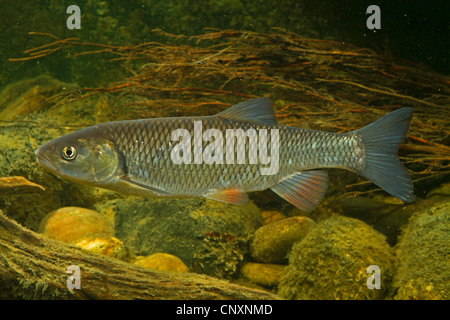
[0,176,45,195]
[0,123,63,229]
[278,216,395,300]
[241,262,286,288]
[392,199,450,300]
[261,210,287,224]
[0,95,100,231]
[99,197,263,279]
[0,209,279,300]
[0,75,75,121]
[250,216,315,264]
[39,207,115,244]
[338,196,411,246]
[135,253,189,273]
[75,236,131,261]
[426,182,450,199]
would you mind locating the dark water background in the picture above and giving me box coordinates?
[0,0,448,90]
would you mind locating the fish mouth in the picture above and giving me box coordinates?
[35,148,60,174]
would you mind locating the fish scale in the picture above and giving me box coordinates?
[35,97,415,211]
[98,117,360,196]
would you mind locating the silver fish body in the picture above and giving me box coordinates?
[35,98,415,211]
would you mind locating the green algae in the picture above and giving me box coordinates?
[97,197,264,279]
[392,199,450,300]
[278,216,396,300]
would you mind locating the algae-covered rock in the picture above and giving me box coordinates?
[100,197,264,279]
[337,196,411,245]
[75,236,131,261]
[0,75,76,121]
[0,119,67,229]
[426,182,450,199]
[250,216,315,264]
[39,207,115,244]
[135,253,189,273]
[260,210,287,224]
[0,80,100,231]
[392,200,450,300]
[241,262,286,288]
[278,216,395,300]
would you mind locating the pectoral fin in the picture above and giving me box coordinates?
[271,170,329,212]
[204,187,249,205]
[118,176,171,196]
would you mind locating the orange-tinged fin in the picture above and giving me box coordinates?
[204,188,249,205]
[271,170,329,212]
[217,97,278,125]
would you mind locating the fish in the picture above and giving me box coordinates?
[35,97,415,211]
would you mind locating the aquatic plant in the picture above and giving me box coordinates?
[10,29,450,201]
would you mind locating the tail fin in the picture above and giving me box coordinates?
[355,108,415,202]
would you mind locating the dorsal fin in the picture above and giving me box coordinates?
[217,97,278,125]
[271,170,329,212]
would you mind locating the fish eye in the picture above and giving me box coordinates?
[62,146,77,161]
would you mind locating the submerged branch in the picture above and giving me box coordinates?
[0,211,280,300]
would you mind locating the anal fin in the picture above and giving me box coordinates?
[204,187,249,205]
[271,170,329,212]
